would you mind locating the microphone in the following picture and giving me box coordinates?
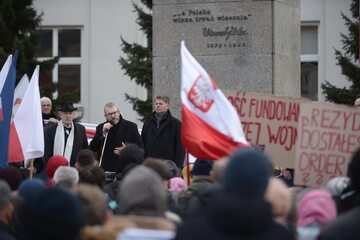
[103,121,114,135]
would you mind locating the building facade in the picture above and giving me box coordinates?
[33,0,148,126]
[33,0,353,125]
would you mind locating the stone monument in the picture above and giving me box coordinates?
[153,0,300,118]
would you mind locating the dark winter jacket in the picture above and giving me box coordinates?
[141,111,185,168]
[43,122,89,167]
[0,220,16,240]
[319,206,360,240]
[90,116,142,172]
[175,192,295,240]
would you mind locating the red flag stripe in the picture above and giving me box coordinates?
[181,104,249,160]
[8,123,25,163]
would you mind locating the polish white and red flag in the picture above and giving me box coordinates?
[12,74,29,116]
[180,41,249,160]
[9,66,44,164]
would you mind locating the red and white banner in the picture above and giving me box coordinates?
[180,41,249,160]
[9,66,44,164]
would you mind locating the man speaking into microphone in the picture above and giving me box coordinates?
[90,102,143,173]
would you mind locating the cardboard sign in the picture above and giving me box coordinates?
[294,102,360,187]
[224,91,308,168]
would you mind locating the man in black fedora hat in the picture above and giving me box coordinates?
[43,102,89,167]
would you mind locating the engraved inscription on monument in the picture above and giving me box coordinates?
[172,8,252,48]
[153,0,300,118]
[171,9,252,50]
[153,2,272,56]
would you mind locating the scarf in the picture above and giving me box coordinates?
[53,121,74,162]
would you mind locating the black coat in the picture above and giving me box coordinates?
[319,206,360,240]
[141,111,185,168]
[0,221,16,240]
[90,117,143,172]
[176,192,295,240]
[43,122,89,166]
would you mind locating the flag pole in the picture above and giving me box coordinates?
[186,151,190,185]
[29,159,34,179]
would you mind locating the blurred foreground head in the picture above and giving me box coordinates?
[222,148,271,197]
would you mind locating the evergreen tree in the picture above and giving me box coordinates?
[119,0,152,121]
[0,0,83,115]
[0,0,58,84]
[321,0,360,105]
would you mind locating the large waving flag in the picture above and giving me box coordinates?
[0,55,13,93]
[0,55,14,122]
[13,74,29,115]
[9,66,44,164]
[181,41,249,160]
[0,52,18,167]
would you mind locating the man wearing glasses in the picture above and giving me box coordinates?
[90,102,143,173]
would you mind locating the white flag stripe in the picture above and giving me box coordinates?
[0,55,13,93]
[13,66,44,162]
[181,41,248,143]
[13,74,29,115]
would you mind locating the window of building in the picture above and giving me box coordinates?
[301,25,319,101]
[36,28,82,103]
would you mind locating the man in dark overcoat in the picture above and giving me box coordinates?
[141,96,185,168]
[43,102,88,167]
[90,102,143,173]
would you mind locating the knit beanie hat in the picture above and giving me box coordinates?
[222,148,271,197]
[119,144,145,165]
[0,166,23,191]
[191,159,213,176]
[23,188,84,240]
[297,190,337,227]
[164,160,182,179]
[46,155,69,178]
[325,176,350,197]
[169,177,188,193]
[18,179,46,202]
[118,166,167,216]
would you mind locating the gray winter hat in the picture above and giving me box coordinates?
[118,166,167,216]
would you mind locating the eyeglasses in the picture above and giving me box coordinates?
[105,111,119,117]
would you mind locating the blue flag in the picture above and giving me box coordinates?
[0,51,18,167]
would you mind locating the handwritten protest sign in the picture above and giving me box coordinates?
[224,91,308,168]
[294,102,360,187]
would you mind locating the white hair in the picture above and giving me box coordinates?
[53,166,79,190]
[40,97,52,104]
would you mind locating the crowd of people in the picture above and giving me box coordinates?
[0,96,359,240]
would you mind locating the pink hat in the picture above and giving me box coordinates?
[169,177,188,193]
[297,190,337,227]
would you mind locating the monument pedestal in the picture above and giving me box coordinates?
[153,0,300,118]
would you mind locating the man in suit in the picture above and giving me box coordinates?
[43,102,89,167]
[90,102,143,173]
